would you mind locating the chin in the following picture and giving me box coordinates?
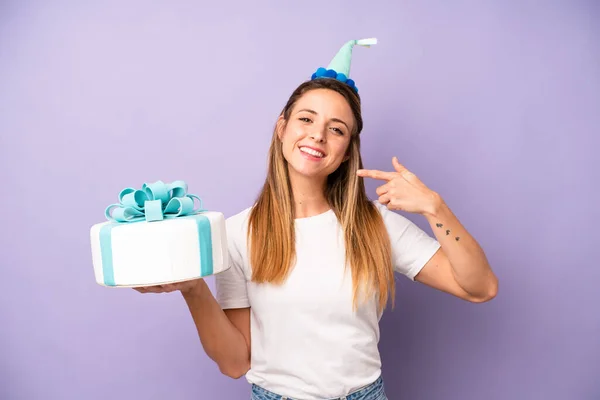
[291,167,326,179]
[291,164,340,181]
[286,161,322,178]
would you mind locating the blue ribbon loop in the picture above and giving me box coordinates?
[104,180,205,223]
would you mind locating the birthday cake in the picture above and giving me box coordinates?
[90,180,229,287]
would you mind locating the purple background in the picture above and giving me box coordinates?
[1,1,598,399]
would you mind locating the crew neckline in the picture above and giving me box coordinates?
[294,208,335,223]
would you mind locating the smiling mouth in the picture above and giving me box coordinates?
[299,146,325,158]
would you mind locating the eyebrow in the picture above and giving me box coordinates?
[297,108,350,130]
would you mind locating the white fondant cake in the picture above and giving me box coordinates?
[90,212,229,287]
[90,180,229,287]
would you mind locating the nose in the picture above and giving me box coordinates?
[310,126,326,143]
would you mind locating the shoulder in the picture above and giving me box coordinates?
[371,199,439,254]
[218,206,254,274]
[225,206,253,248]
[371,200,415,232]
[226,206,252,231]
[371,200,440,279]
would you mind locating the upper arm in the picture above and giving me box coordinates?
[414,247,483,302]
[215,213,251,309]
[215,255,251,343]
[224,307,251,353]
[216,212,253,353]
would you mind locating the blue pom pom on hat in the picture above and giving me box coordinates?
[310,38,377,93]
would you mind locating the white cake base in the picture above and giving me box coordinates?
[90,211,229,287]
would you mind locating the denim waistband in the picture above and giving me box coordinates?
[250,375,386,400]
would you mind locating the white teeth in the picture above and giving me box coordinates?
[300,147,324,158]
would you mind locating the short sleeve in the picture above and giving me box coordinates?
[375,201,441,280]
[214,210,251,309]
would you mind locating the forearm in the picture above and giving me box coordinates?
[181,280,249,376]
[424,195,498,299]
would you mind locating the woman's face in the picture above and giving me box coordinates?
[278,88,354,182]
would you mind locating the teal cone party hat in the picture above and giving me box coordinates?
[311,38,377,93]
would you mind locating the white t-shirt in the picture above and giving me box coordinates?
[215,201,441,399]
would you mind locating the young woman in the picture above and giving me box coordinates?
[135,39,498,400]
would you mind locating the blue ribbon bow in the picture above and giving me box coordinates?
[104,180,205,223]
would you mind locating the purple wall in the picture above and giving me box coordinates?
[1,1,598,399]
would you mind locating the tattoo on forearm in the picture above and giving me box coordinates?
[436,222,460,241]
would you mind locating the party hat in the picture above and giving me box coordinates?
[311,38,377,93]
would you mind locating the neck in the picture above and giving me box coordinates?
[288,170,330,219]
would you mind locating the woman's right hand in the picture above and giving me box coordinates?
[133,278,203,296]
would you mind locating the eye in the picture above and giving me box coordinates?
[330,127,344,135]
[299,117,312,123]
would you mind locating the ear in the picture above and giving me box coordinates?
[276,116,285,140]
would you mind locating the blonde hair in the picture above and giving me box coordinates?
[247,78,395,313]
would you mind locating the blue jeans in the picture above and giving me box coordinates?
[250,375,387,400]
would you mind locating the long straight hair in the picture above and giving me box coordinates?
[247,78,395,313]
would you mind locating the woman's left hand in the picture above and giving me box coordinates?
[357,157,442,216]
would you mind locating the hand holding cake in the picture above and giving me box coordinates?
[132,278,203,294]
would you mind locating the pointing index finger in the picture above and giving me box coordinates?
[356,169,395,181]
